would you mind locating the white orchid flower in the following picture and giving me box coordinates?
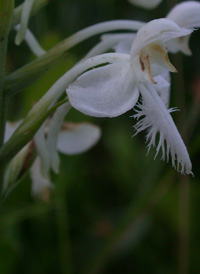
[66,19,193,174]
[128,0,162,9]
[88,1,200,59]
[32,102,101,198]
[166,1,200,55]
[31,121,101,199]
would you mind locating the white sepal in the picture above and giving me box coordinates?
[67,62,139,117]
[57,122,101,155]
[130,18,192,60]
[34,122,50,178]
[30,157,53,199]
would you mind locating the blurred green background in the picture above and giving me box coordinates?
[1,0,200,273]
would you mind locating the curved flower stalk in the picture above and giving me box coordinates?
[15,25,46,57]
[128,0,162,9]
[66,19,192,174]
[15,0,35,45]
[85,33,136,59]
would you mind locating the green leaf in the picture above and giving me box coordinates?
[4,51,67,97]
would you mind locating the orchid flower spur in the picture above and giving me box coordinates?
[128,0,162,9]
[15,0,35,45]
[66,18,193,174]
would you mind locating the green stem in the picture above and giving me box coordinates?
[0,43,8,146]
[0,0,14,146]
[0,0,14,190]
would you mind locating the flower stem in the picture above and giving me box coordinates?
[6,20,143,97]
[0,0,14,147]
[0,0,14,198]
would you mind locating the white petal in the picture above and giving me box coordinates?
[30,157,53,198]
[4,121,22,143]
[34,122,50,178]
[57,122,101,155]
[47,102,71,173]
[134,82,192,174]
[130,18,192,60]
[67,62,139,117]
[128,0,162,9]
[167,1,200,28]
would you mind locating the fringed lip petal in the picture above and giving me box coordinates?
[134,81,192,174]
[153,73,171,108]
[130,18,193,60]
[57,122,101,155]
[67,62,139,117]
